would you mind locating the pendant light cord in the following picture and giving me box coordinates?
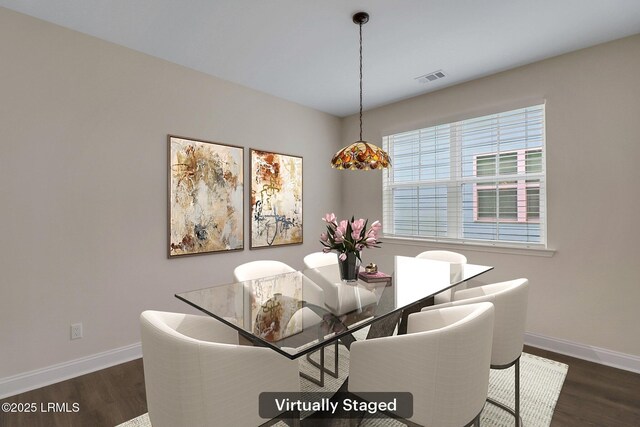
[359,20,363,142]
[331,12,390,170]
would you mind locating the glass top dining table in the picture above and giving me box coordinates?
[175,256,493,360]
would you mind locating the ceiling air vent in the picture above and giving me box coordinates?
[415,70,446,84]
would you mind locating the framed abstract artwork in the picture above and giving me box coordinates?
[250,149,303,249]
[168,135,244,257]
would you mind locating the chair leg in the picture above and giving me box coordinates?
[515,358,521,427]
[486,357,523,427]
[336,340,340,378]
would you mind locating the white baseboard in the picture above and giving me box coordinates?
[525,332,640,374]
[0,343,142,400]
[3,334,639,400]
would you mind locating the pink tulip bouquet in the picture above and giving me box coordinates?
[320,213,382,261]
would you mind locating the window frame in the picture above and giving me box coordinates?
[382,103,547,249]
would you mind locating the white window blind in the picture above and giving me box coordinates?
[382,104,546,247]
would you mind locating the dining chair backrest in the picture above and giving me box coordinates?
[438,278,529,425]
[303,252,338,269]
[416,250,467,264]
[444,278,529,366]
[349,302,495,427]
[416,250,468,303]
[233,260,326,331]
[302,252,379,315]
[233,260,296,282]
[140,310,299,427]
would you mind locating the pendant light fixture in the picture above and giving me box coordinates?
[331,12,391,170]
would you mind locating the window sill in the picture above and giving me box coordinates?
[382,236,556,258]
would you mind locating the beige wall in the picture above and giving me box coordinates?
[341,34,640,358]
[2,4,639,390]
[0,8,342,379]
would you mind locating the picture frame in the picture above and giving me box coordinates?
[250,149,303,249]
[168,135,244,257]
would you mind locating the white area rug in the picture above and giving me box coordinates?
[118,330,567,427]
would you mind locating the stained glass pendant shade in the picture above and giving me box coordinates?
[331,141,391,170]
[331,12,391,171]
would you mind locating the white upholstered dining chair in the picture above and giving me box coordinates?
[302,252,379,316]
[140,310,300,427]
[233,260,325,316]
[233,260,332,387]
[423,278,529,426]
[303,251,339,269]
[349,302,495,427]
[416,250,468,304]
[302,252,382,385]
[233,260,297,281]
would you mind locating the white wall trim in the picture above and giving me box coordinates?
[383,236,556,257]
[525,332,640,374]
[0,343,142,400]
[3,333,639,400]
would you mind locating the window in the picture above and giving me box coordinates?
[382,104,546,247]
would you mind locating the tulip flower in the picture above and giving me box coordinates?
[319,213,382,261]
[322,213,337,225]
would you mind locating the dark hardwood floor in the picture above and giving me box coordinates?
[0,359,146,427]
[524,346,640,426]
[1,346,639,426]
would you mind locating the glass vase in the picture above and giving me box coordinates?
[338,251,361,282]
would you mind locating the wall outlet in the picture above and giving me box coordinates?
[71,323,83,340]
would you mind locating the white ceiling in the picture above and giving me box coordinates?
[2,0,640,117]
